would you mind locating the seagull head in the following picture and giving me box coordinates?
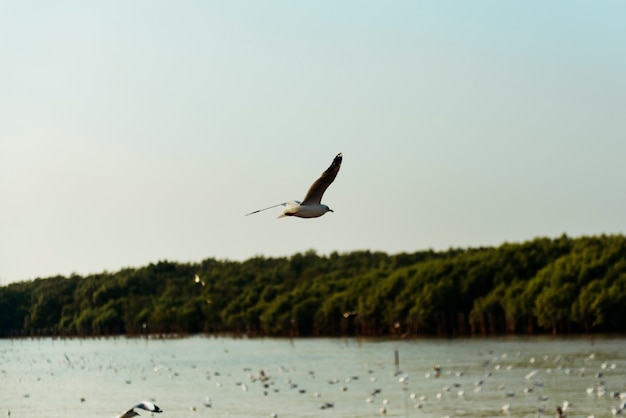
[324,205,333,213]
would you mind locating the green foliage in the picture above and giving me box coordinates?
[1,234,626,337]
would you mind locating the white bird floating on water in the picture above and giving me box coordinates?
[245,153,342,219]
[116,401,162,418]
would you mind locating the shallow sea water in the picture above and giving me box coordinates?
[1,336,625,417]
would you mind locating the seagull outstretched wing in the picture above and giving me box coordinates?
[245,202,289,216]
[301,153,342,205]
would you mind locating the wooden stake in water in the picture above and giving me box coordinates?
[394,347,399,369]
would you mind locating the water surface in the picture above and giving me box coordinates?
[1,336,624,417]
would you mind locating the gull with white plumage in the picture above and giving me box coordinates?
[245,153,342,219]
[116,401,162,418]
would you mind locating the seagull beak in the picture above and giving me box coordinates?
[328,209,334,213]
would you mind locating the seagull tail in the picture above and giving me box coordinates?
[277,201,300,218]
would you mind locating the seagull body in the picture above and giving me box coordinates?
[246,153,342,218]
[117,402,162,418]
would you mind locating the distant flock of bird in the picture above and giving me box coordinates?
[3,341,626,418]
[108,348,624,418]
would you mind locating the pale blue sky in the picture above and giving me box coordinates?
[1,1,625,283]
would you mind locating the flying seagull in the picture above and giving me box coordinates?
[116,401,162,418]
[246,152,342,218]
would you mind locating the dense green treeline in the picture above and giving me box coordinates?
[1,234,626,338]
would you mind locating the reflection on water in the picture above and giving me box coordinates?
[1,336,625,417]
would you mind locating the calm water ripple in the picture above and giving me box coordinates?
[1,336,625,417]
